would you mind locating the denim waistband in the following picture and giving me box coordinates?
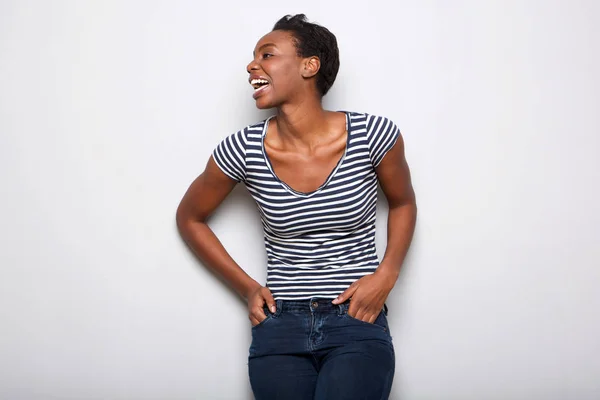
[273,298,347,315]
[270,298,388,317]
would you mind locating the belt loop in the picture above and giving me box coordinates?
[274,299,283,317]
[337,300,348,316]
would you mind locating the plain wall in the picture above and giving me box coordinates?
[1,0,599,399]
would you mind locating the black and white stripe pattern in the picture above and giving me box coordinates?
[212,112,400,300]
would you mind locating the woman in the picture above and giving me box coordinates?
[176,14,417,400]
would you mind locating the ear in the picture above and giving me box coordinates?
[301,56,320,78]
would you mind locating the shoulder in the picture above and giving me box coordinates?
[216,118,270,148]
[347,112,400,166]
[363,113,400,135]
[342,111,400,140]
[243,118,270,136]
[341,111,399,131]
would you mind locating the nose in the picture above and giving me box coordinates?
[246,58,260,74]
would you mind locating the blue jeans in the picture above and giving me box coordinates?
[248,298,395,400]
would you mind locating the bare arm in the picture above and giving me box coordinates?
[176,157,275,324]
[332,133,417,322]
[374,132,418,279]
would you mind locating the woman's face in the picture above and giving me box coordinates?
[247,30,312,109]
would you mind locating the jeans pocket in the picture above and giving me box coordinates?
[343,307,389,333]
[251,306,274,330]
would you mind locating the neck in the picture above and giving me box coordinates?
[274,96,331,146]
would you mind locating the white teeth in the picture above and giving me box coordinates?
[250,79,269,85]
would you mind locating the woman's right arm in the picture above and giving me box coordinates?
[175,156,276,325]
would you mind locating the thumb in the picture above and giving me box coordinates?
[263,288,276,313]
[332,283,358,304]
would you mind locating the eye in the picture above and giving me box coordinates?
[262,53,273,59]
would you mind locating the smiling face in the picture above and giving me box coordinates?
[246,30,320,109]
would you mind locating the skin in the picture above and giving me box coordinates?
[176,29,417,327]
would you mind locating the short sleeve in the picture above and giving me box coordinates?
[366,115,400,168]
[211,129,248,183]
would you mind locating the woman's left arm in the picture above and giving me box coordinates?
[332,133,417,323]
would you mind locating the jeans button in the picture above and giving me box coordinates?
[311,301,318,308]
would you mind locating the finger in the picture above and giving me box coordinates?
[248,294,265,310]
[356,305,378,322]
[250,310,267,323]
[353,308,367,322]
[347,299,366,318]
[249,312,263,326]
[347,301,357,317]
[253,305,268,321]
[262,288,276,313]
[332,283,358,304]
[251,314,267,326]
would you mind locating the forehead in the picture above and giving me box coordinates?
[253,30,296,52]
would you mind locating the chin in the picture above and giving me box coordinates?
[254,97,280,110]
[255,102,274,110]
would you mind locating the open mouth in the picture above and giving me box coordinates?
[250,78,270,91]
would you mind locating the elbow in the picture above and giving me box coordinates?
[404,200,418,221]
[175,204,207,234]
[406,190,418,214]
[390,197,418,225]
[390,192,417,211]
[175,204,193,234]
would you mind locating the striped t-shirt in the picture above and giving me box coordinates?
[212,111,400,300]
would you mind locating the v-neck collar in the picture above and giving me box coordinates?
[261,111,352,198]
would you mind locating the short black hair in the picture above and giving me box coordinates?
[272,14,340,96]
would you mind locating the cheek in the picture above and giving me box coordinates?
[275,66,302,92]
[268,60,301,82]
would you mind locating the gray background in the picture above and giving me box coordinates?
[1,0,599,399]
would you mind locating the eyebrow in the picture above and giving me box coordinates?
[253,43,276,56]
